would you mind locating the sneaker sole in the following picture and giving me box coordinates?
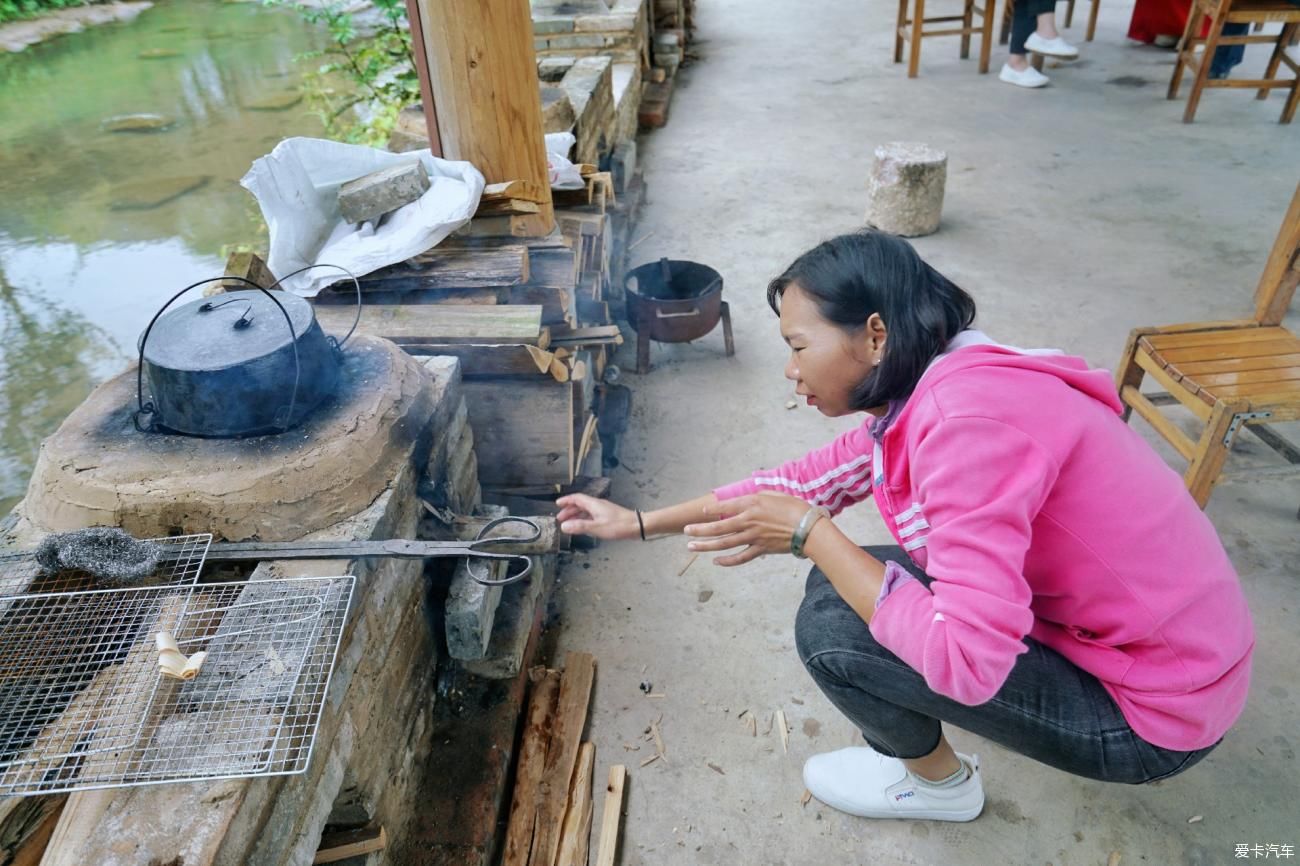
[1028,47,1079,59]
[811,792,986,822]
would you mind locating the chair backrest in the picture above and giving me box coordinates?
[1254,182,1300,326]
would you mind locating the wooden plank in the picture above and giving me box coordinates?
[396,343,559,377]
[1136,350,1215,418]
[1156,338,1300,363]
[1121,386,1198,460]
[555,742,596,866]
[577,299,611,325]
[412,0,554,233]
[313,825,386,864]
[1171,352,1300,376]
[550,325,623,347]
[1192,366,1300,388]
[483,180,548,204]
[463,378,575,486]
[314,303,543,344]
[362,244,530,288]
[477,198,543,217]
[1146,326,1290,350]
[593,765,626,866]
[526,247,579,288]
[531,653,596,866]
[510,285,576,326]
[502,668,562,866]
[1202,379,1300,399]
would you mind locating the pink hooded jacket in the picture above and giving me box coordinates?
[715,335,1254,751]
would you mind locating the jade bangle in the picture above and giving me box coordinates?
[791,506,830,559]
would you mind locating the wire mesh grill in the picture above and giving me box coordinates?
[0,533,212,596]
[0,575,354,796]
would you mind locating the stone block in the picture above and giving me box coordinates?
[545,33,607,49]
[445,505,509,660]
[541,84,576,133]
[574,11,639,31]
[538,55,577,81]
[338,161,430,225]
[865,142,948,237]
[461,553,555,680]
[611,62,642,144]
[533,15,575,33]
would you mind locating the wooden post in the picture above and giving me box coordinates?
[402,0,443,158]
[411,0,555,235]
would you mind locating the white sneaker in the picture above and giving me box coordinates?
[803,746,985,821]
[1025,32,1080,58]
[999,62,1050,88]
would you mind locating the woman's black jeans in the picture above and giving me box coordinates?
[1009,0,1058,54]
[794,546,1220,784]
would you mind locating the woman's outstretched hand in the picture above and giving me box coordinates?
[556,493,640,540]
[683,493,815,566]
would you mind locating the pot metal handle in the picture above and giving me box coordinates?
[134,276,304,435]
[655,308,700,319]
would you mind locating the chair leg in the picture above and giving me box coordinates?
[1184,402,1238,508]
[1167,1,1204,99]
[1115,330,1148,423]
[1065,0,1076,28]
[961,0,972,57]
[1282,66,1300,123]
[1183,5,1225,121]
[979,0,995,72]
[896,0,908,63]
[636,331,651,374]
[909,0,926,77]
[1085,0,1100,41]
[720,301,735,357]
[1000,0,1013,44]
[1258,22,1293,100]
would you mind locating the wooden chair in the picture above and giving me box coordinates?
[1115,183,1300,508]
[1167,0,1300,123]
[896,0,996,77]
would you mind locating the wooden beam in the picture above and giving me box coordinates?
[402,0,442,157]
[313,825,387,864]
[531,653,596,866]
[593,765,627,866]
[314,303,544,344]
[413,0,554,234]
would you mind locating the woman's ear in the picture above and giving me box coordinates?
[866,313,888,365]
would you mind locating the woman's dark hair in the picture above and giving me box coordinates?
[767,230,976,410]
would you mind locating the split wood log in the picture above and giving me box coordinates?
[593,765,626,866]
[463,378,577,486]
[531,653,595,866]
[502,668,562,866]
[555,742,595,866]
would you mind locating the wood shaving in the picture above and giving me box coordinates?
[640,754,660,768]
[707,762,725,775]
[776,709,789,754]
[801,789,812,808]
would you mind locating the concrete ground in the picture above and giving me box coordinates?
[551,0,1299,863]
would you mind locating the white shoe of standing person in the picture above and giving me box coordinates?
[999,63,1050,88]
[803,746,986,821]
[1025,32,1080,57]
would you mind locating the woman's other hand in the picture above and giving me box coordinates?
[683,493,815,566]
[556,493,640,540]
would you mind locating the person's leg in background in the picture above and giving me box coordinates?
[1002,0,1076,86]
[1211,0,1300,78]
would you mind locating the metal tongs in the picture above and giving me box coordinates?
[189,516,546,586]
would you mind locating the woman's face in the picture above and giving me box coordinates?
[779,282,883,417]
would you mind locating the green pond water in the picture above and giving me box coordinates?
[0,0,329,512]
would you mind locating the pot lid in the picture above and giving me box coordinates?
[140,290,318,372]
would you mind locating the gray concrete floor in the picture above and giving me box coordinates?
[551,0,1299,862]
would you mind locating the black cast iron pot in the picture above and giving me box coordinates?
[135,271,360,437]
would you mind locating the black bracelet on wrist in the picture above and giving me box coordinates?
[636,509,647,541]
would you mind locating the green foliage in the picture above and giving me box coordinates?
[0,0,87,25]
[265,0,419,147]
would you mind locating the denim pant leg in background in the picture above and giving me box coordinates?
[793,546,1220,784]
[1009,0,1059,54]
[1211,1,1300,77]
